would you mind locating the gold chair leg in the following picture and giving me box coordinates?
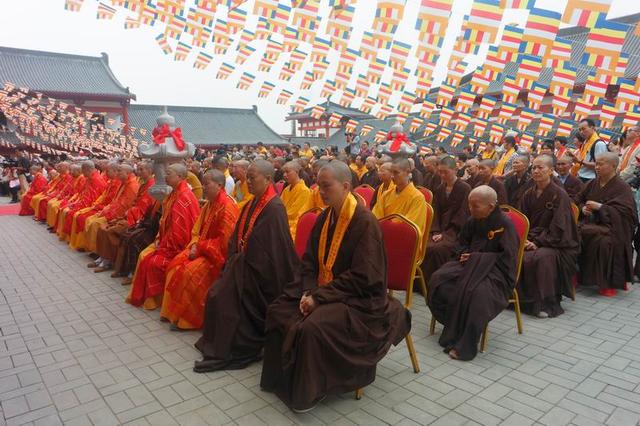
[355,388,364,400]
[404,333,420,373]
[429,317,436,336]
[480,325,488,353]
[513,290,524,335]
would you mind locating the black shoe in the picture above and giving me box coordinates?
[193,358,230,373]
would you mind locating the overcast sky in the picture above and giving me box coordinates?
[1,0,639,134]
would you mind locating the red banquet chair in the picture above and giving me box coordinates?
[274,180,285,195]
[479,205,528,353]
[353,185,375,209]
[416,185,433,205]
[356,213,422,400]
[294,208,322,259]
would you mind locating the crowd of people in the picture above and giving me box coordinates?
[7,117,640,412]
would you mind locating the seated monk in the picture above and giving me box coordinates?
[260,161,411,412]
[161,170,239,330]
[194,160,298,373]
[576,152,638,296]
[428,186,518,361]
[421,156,471,281]
[94,162,155,274]
[518,155,579,318]
[33,162,71,222]
[421,156,442,191]
[46,164,85,228]
[19,165,48,216]
[280,160,311,240]
[555,155,584,203]
[463,158,480,188]
[27,166,59,218]
[303,159,329,211]
[504,154,533,208]
[372,158,427,241]
[186,169,203,200]
[126,163,200,309]
[474,159,508,205]
[55,161,107,240]
[231,160,254,210]
[370,162,395,210]
[68,162,122,249]
[81,163,140,266]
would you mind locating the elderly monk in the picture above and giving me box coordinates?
[372,158,427,240]
[422,156,471,281]
[55,161,107,239]
[518,155,579,318]
[303,159,329,211]
[28,166,59,218]
[33,162,71,221]
[68,162,122,249]
[161,170,239,330]
[260,161,411,412]
[19,165,48,216]
[463,158,480,188]
[231,160,253,209]
[126,163,200,309]
[360,156,380,187]
[504,154,532,207]
[79,164,140,256]
[577,152,638,296]
[421,156,442,191]
[280,160,311,240]
[555,156,584,203]
[370,162,395,210]
[46,164,85,228]
[194,160,298,373]
[428,186,518,361]
[474,159,508,205]
[94,162,155,274]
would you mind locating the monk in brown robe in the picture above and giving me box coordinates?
[260,160,411,412]
[422,156,471,281]
[576,152,638,296]
[194,160,298,373]
[474,159,508,205]
[518,155,579,318]
[428,186,518,361]
[556,156,584,203]
[463,158,480,188]
[421,156,442,191]
[19,165,47,216]
[126,163,200,309]
[95,162,156,276]
[504,154,533,207]
[161,170,239,330]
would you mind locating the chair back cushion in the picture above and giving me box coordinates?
[294,209,320,259]
[380,215,420,291]
[354,185,375,208]
[502,206,530,282]
[416,186,433,205]
[275,181,285,195]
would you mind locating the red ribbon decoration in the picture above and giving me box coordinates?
[387,131,410,152]
[152,124,186,151]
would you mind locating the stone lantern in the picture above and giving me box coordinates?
[377,121,417,158]
[138,106,195,201]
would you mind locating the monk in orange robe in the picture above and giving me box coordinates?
[79,163,140,256]
[29,167,59,218]
[33,162,71,221]
[46,164,85,228]
[161,169,239,330]
[126,163,200,310]
[94,162,156,275]
[19,165,48,216]
[56,161,107,239]
[68,163,121,248]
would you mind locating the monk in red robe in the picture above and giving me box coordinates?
[126,163,200,310]
[34,162,71,222]
[68,162,121,249]
[29,167,59,219]
[161,169,239,330]
[94,162,155,273]
[19,165,48,216]
[56,161,107,240]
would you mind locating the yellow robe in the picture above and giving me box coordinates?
[232,179,253,210]
[372,182,428,243]
[303,186,327,211]
[350,164,367,180]
[280,180,311,240]
[187,172,203,200]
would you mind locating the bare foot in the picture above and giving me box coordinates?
[448,349,459,360]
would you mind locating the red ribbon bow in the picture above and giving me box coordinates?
[387,131,410,152]
[152,124,186,151]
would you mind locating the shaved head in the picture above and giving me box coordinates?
[167,163,188,179]
[469,185,498,205]
[234,159,250,170]
[596,151,619,167]
[81,160,95,171]
[392,158,411,172]
[250,159,275,180]
[535,154,554,169]
[203,169,226,187]
[319,160,352,185]
[439,155,457,170]
[283,160,301,172]
[479,159,496,169]
[120,163,134,174]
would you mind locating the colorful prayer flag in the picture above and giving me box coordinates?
[236,72,256,90]
[193,51,213,70]
[581,15,628,71]
[277,89,294,105]
[97,2,117,19]
[174,42,192,61]
[155,34,173,55]
[258,81,276,98]
[562,0,612,27]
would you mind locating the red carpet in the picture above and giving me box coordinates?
[0,203,20,216]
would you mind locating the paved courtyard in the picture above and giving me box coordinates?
[2,211,640,425]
